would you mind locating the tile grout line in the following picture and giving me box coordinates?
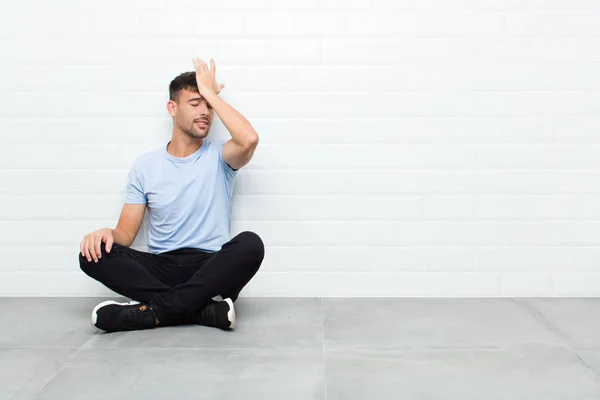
[2,346,82,398]
[68,332,98,360]
[513,298,574,350]
[32,329,100,395]
[33,324,102,396]
[513,297,600,376]
[34,364,68,397]
[321,296,329,400]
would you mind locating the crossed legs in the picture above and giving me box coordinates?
[80,231,264,332]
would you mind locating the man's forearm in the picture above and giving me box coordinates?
[203,92,258,147]
[111,227,135,247]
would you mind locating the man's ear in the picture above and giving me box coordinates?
[166,100,177,117]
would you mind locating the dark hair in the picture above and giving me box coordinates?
[169,71,198,102]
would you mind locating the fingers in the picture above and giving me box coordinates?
[193,57,223,94]
[105,235,114,254]
[86,236,96,263]
[193,57,207,71]
[192,57,213,73]
[81,231,114,263]
[80,236,85,257]
[93,235,102,262]
[81,234,100,263]
[82,235,92,263]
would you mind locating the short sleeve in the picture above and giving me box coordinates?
[124,162,147,204]
[217,140,239,180]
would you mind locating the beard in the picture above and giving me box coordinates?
[180,120,210,139]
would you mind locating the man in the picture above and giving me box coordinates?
[79,57,264,333]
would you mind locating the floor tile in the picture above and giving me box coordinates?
[326,348,600,400]
[518,298,600,349]
[33,348,326,400]
[323,298,562,351]
[0,348,76,399]
[0,298,100,348]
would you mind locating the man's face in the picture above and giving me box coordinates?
[171,89,214,139]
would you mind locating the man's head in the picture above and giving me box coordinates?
[167,71,214,139]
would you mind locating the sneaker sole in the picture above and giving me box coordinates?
[224,298,236,329]
[91,300,140,328]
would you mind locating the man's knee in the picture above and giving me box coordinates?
[78,242,110,275]
[79,251,99,276]
[236,231,265,262]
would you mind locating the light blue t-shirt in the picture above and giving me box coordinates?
[124,139,238,254]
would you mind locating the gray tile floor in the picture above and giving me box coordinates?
[2,297,600,399]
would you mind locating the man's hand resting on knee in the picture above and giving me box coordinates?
[80,204,146,263]
[80,228,114,263]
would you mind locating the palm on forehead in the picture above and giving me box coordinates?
[193,57,225,96]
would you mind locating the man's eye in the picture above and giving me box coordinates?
[190,103,199,106]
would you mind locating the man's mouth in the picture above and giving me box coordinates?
[195,120,209,127]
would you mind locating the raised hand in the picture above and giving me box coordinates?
[192,57,225,97]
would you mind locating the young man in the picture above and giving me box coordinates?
[79,58,264,333]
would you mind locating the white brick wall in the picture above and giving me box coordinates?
[1,0,599,297]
